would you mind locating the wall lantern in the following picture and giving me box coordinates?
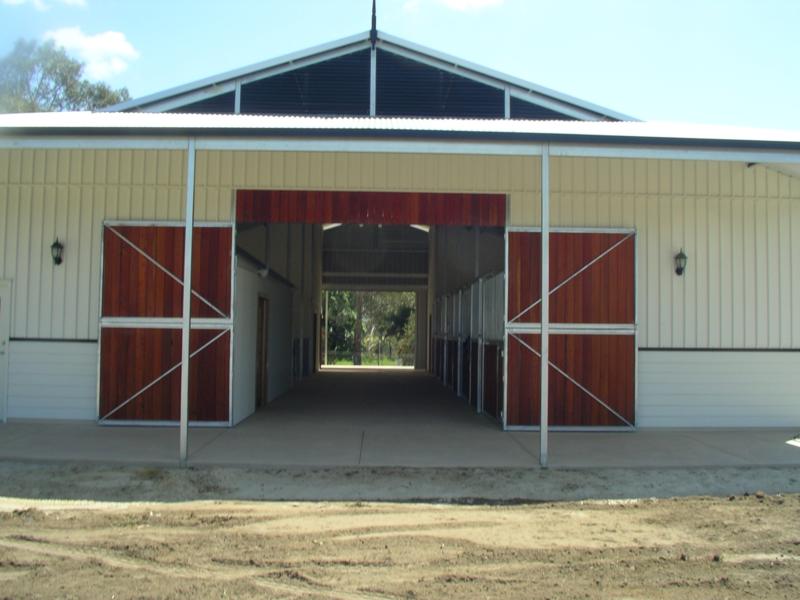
[674,248,687,276]
[50,237,64,266]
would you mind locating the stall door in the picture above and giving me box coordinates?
[506,230,635,428]
[99,224,233,423]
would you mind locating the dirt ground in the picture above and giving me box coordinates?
[0,493,798,599]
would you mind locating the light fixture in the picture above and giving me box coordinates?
[674,248,687,276]
[51,238,64,266]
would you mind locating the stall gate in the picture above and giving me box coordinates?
[505,229,636,429]
[98,223,234,424]
[481,273,505,421]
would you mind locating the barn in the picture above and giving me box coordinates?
[1,28,799,466]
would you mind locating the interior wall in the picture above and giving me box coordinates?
[232,262,292,423]
[432,226,504,297]
[240,222,320,381]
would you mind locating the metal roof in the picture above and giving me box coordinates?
[106,30,634,121]
[2,112,800,151]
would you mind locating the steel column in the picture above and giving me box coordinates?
[369,46,377,116]
[179,138,197,465]
[540,145,550,468]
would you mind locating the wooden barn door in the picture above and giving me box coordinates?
[505,230,636,428]
[98,223,233,423]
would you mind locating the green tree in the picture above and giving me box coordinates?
[325,290,417,365]
[0,39,130,113]
[361,291,416,364]
[326,290,356,355]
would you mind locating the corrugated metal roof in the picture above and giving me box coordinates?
[2,112,800,148]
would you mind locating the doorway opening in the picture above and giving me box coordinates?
[322,290,417,368]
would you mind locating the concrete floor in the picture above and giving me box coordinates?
[0,369,798,468]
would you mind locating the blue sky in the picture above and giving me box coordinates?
[2,0,799,129]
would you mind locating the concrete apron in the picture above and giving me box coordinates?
[0,370,798,470]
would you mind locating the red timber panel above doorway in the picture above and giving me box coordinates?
[236,190,506,226]
[505,230,636,428]
[99,224,233,423]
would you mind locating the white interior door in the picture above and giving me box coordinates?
[0,280,11,423]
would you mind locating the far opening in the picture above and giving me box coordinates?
[322,290,417,368]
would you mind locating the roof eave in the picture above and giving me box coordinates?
[4,125,800,153]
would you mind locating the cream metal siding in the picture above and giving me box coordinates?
[638,350,800,427]
[1,148,536,339]
[509,158,800,349]
[7,340,97,420]
[1,148,200,339]
[194,150,539,223]
[3,147,799,351]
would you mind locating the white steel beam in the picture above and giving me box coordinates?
[369,47,377,117]
[179,137,197,466]
[540,145,550,468]
[137,84,236,114]
[234,81,242,114]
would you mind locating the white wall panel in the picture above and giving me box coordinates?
[7,341,96,420]
[232,264,293,425]
[638,350,800,427]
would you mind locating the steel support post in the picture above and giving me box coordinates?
[179,137,197,466]
[540,146,550,468]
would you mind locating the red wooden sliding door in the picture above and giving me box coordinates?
[98,224,233,423]
[505,230,636,428]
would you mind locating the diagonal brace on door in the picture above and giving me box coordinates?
[107,225,227,319]
[99,329,228,422]
[510,332,634,428]
[509,232,634,325]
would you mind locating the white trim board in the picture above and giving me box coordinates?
[2,136,799,163]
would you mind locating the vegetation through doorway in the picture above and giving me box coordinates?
[324,290,416,367]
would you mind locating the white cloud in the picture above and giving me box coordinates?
[437,0,504,10]
[2,0,86,11]
[44,27,139,80]
[402,0,504,13]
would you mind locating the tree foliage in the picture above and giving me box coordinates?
[0,39,130,113]
[326,291,417,365]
